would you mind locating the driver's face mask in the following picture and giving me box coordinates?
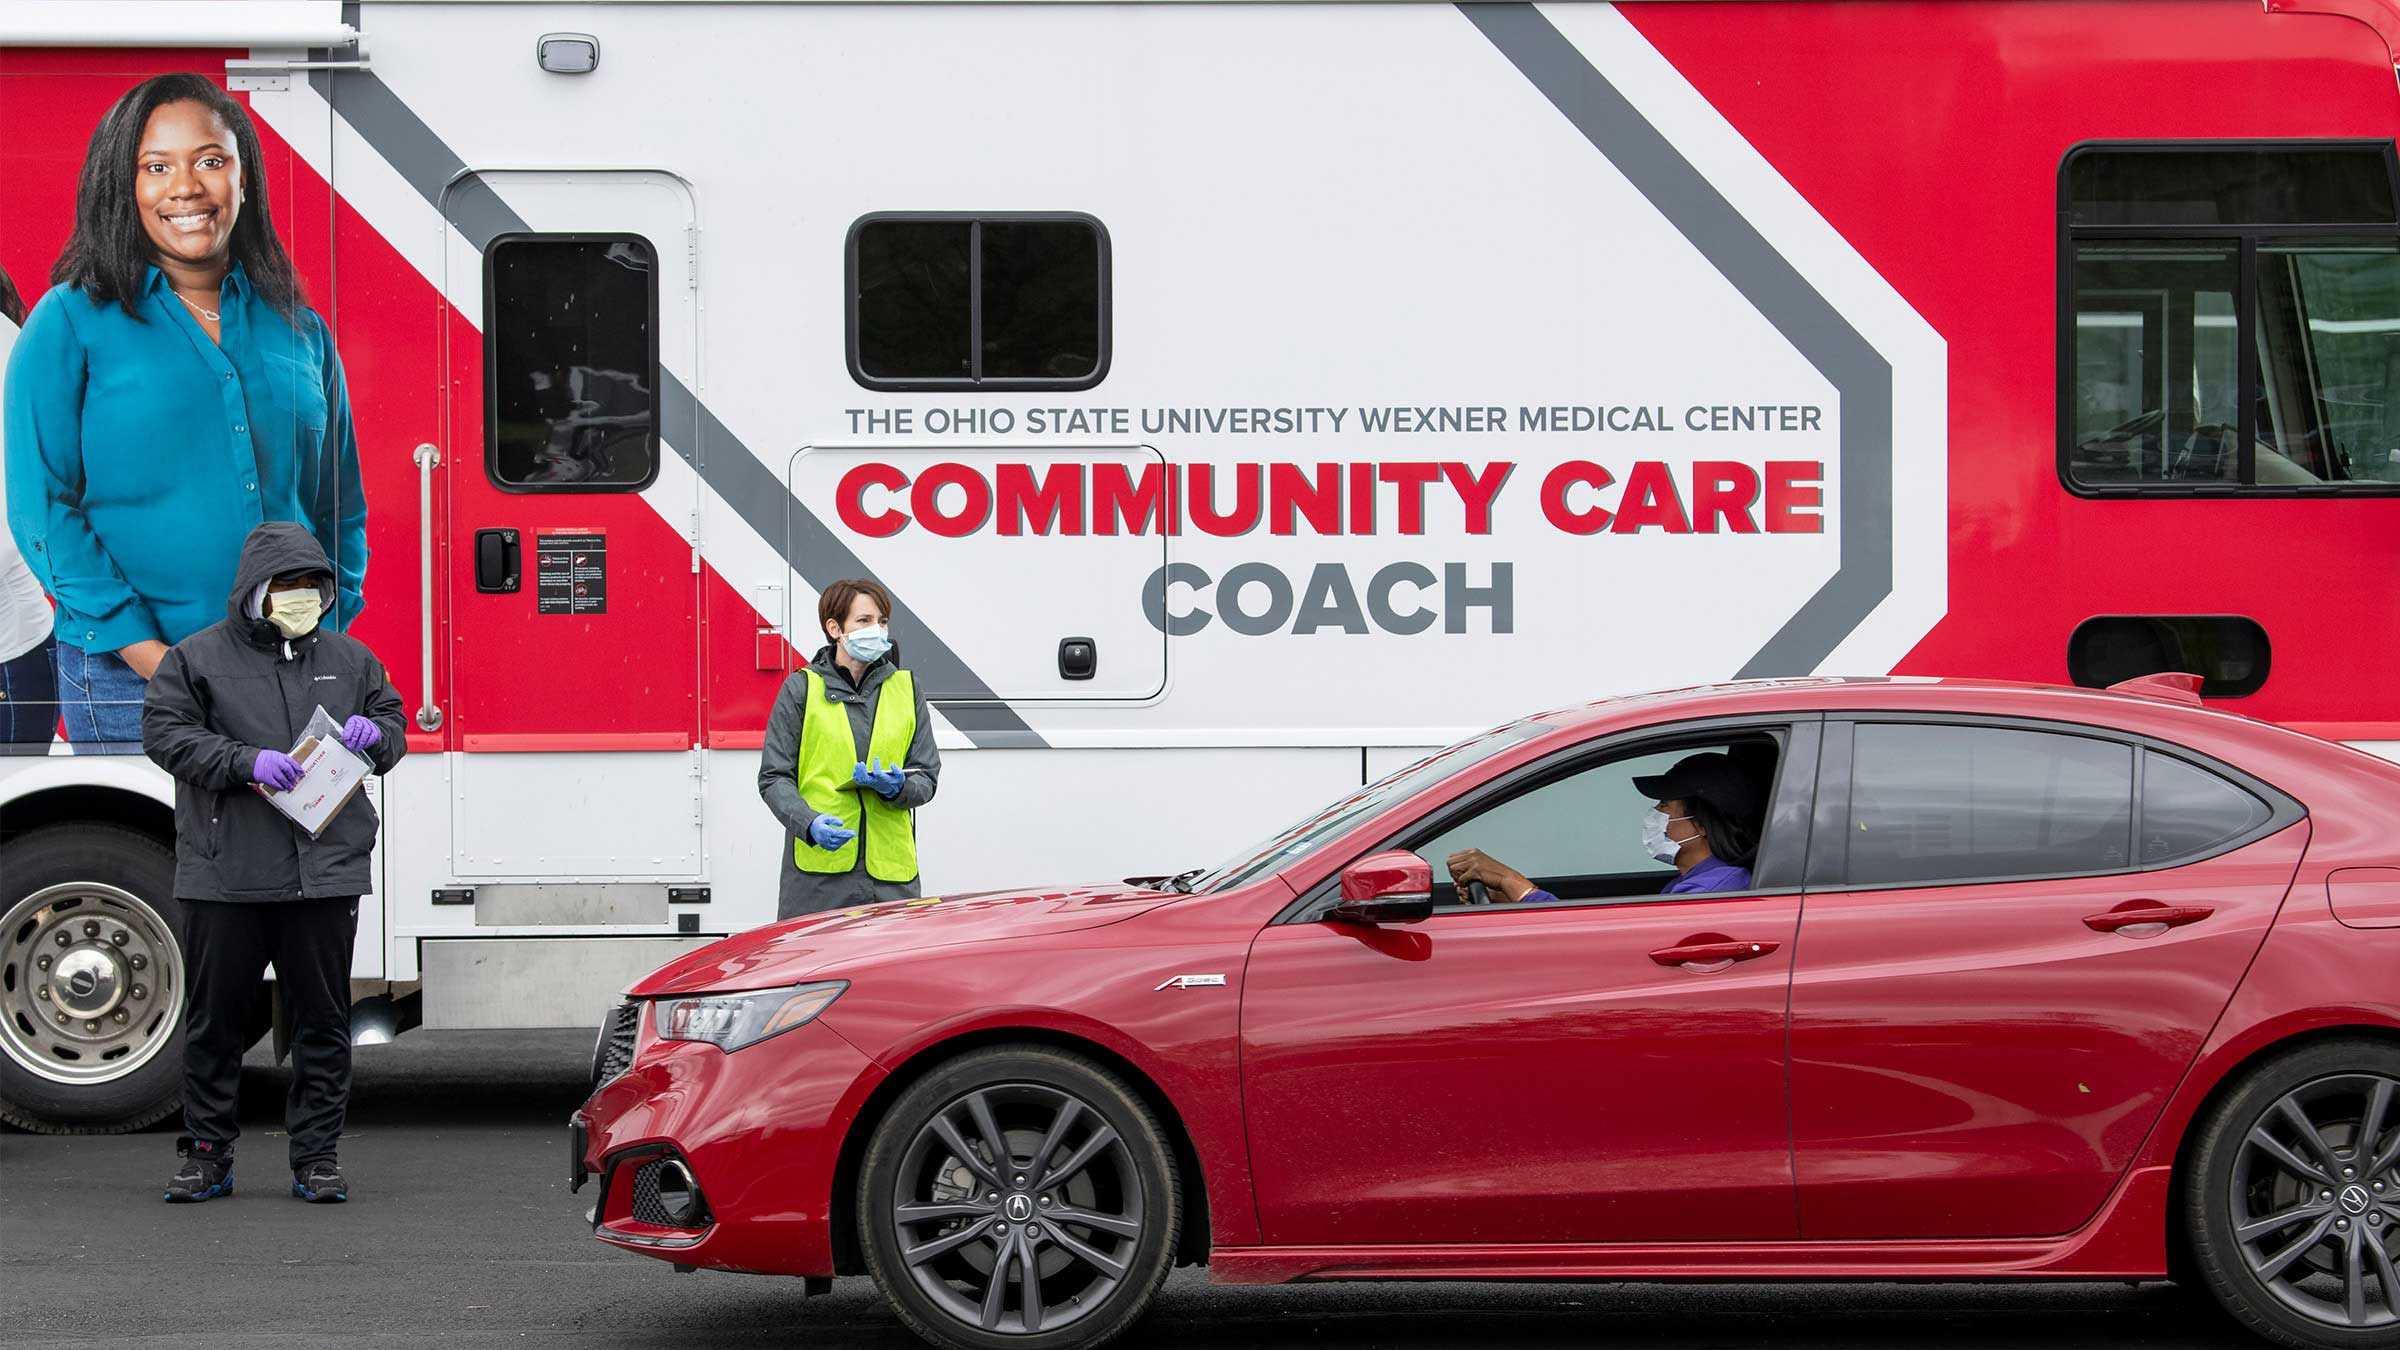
[1641,808,1696,865]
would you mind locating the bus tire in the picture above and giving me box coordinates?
[0,823,187,1134]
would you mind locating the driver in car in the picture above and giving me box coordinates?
[1447,752,1766,903]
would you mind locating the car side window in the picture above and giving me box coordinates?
[1413,735,1783,909]
[2140,749,2270,866]
[1846,724,2134,886]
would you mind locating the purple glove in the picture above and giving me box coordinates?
[252,750,303,792]
[341,715,382,753]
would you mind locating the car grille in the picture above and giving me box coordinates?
[592,1001,640,1089]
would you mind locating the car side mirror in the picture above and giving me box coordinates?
[1330,850,1434,925]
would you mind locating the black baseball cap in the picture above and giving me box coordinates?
[1632,752,1767,822]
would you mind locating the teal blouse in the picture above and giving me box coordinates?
[2,261,366,652]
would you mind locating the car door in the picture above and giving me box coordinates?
[1238,719,1817,1246]
[1787,717,2307,1240]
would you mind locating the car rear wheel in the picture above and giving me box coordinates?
[859,1045,1180,1350]
[2186,1038,2400,1349]
[0,824,187,1134]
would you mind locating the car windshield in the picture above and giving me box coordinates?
[1171,718,1550,894]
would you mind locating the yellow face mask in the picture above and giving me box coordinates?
[267,588,324,639]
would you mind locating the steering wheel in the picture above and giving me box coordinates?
[1461,879,1494,905]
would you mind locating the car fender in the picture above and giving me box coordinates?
[815,899,1271,1249]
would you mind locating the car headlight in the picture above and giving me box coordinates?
[652,981,847,1052]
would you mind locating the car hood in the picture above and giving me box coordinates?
[628,883,1182,996]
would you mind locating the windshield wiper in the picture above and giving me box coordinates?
[1160,867,1209,894]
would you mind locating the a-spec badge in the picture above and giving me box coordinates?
[1155,974,1228,991]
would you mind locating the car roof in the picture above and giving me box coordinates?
[1519,676,2305,750]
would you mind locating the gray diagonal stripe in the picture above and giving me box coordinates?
[1461,2,1895,677]
[309,66,1041,745]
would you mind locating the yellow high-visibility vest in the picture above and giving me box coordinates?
[792,668,918,881]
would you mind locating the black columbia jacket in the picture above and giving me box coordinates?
[142,523,407,902]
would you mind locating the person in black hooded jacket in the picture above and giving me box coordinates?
[142,521,404,1205]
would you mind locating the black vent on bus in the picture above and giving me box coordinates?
[2068,616,2271,698]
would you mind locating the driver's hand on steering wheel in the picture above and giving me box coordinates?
[1446,849,1536,903]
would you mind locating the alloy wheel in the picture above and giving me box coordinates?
[0,883,184,1087]
[889,1082,1146,1337]
[2229,1072,2400,1330]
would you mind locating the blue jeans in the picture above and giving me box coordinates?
[1,635,60,745]
[53,642,147,748]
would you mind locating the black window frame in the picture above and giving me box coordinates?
[845,211,1112,393]
[2056,138,2400,499]
[481,231,664,496]
[1273,715,1823,925]
[1808,713,2303,892]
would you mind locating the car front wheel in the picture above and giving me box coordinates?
[859,1045,1181,1350]
[2187,1038,2400,1349]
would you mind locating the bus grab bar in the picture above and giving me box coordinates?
[413,443,444,732]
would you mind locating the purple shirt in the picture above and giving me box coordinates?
[1520,855,1753,905]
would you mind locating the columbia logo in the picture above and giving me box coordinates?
[313,675,338,682]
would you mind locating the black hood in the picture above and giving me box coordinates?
[227,522,335,647]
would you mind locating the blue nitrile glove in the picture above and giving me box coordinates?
[340,715,382,753]
[252,749,303,792]
[852,755,906,800]
[807,813,857,851]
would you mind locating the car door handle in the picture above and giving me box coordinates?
[2083,903,2215,934]
[1650,937,1782,968]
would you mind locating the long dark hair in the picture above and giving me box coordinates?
[1690,799,1761,869]
[51,73,304,318]
[0,266,23,326]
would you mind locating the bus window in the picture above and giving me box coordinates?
[847,213,1110,392]
[484,234,661,492]
[2256,241,2400,485]
[2068,244,2239,485]
[2061,143,2400,494]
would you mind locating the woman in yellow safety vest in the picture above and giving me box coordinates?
[758,577,941,919]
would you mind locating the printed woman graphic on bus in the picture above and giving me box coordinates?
[2,72,366,746]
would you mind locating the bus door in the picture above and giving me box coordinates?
[434,170,702,881]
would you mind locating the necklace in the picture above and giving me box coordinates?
[171,290,221,323]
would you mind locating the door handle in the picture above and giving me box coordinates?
[474,528,521,593]
[1649,936,1782,969]
[2083,902,2215,934]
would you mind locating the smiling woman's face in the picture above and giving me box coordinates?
[133,99,242,274]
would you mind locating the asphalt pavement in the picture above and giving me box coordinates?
[3,1029,2261,1350]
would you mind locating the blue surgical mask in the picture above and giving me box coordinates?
[842,625,892,663]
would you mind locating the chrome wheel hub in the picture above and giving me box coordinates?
[0,884,182,1085]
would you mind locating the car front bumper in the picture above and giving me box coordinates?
[574,1012,884,1277]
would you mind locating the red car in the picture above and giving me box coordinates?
[574,677,2400,1350]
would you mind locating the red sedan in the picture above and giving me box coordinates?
[574,677,2400,1350]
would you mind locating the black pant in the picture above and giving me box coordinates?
[179,898,358,1169]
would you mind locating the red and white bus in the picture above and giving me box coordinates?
[2,0,2395,1131]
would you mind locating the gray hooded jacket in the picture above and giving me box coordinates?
[758,643,940,919]
[142,522,407,902]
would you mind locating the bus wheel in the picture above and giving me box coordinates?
[0,824,186,1134]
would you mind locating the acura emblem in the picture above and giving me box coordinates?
[2340,1185,2372,1216]
[1004,1193,1034,1222]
